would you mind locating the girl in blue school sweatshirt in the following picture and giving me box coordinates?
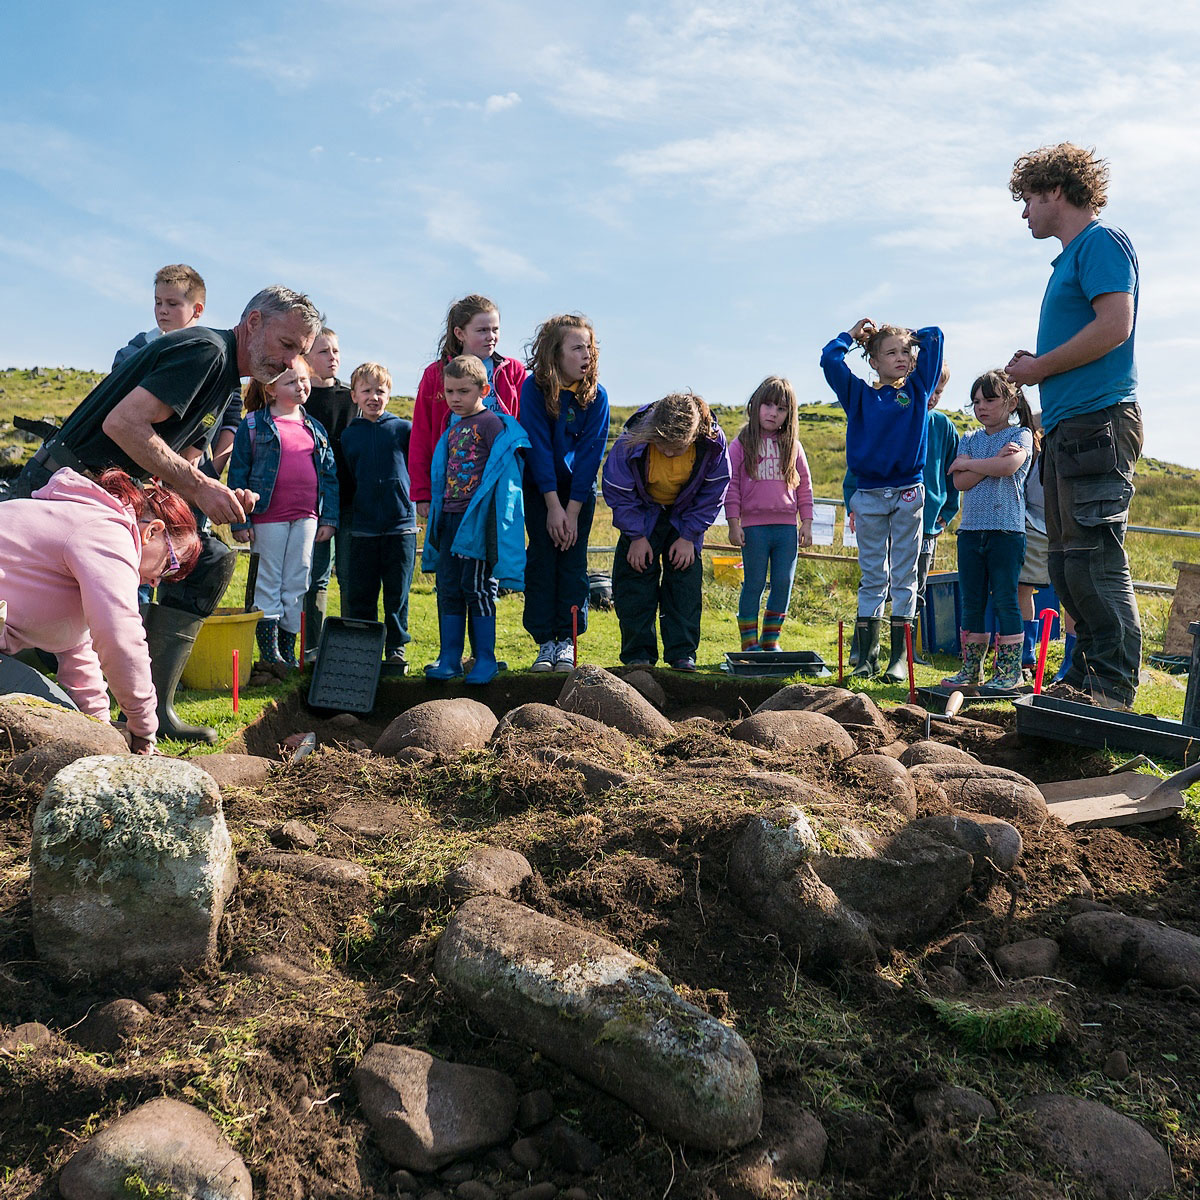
[518,314,610,673]
[821,318,944,680]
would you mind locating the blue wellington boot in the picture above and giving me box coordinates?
[425,613,467,680]
[1022,620,1039,669]
[1051,632,1077,684]
[464,613,499,685]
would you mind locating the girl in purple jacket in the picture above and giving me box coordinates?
[601,392,730,670]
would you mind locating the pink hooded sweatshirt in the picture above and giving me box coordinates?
[0,469,156,738]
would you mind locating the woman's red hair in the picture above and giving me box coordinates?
[97,469,202,578]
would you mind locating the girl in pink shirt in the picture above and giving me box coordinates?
[0,468,200,753]
[228,361,339,667]
[725,376,814,651]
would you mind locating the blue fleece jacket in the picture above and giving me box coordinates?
[421,411,531,589]
[339,412,416,535]
[821,327,944,490]
[518,378,610,502]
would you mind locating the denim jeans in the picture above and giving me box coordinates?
[851,484,924,618]
[1043,401,1143,703]
[957,529,1025,635]
[738,523,798,622]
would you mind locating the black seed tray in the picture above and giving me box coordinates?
[307,618,387,714]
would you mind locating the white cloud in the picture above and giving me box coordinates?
[484,91,521,116]
[424,195,548,283]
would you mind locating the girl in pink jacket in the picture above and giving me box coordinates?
[725,376,814,651]
[0,468,200,752]
[409,294,526,514]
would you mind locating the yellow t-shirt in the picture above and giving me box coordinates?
[646,444,696,505]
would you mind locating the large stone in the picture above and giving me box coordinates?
[353,1043,518,1172]
[754,685,895,748]
[446,846,533,900]
[556,666,674,741]
[622,669,667,708]
[435,895,761,1150]
[908,763,1047,822]
[75,999,152,1053]
[492,703,632,753]
[531,748,634,794]
[912,1084,997,1124]
[811,822,974,945]
[1062,911,1200,989]
[30,756,237,983]
[251,851,370,888]
[58,1096,252,1200]
[835,753,917,817]
[730,710,856,759]
[0,695,128,757]
[899,741,981,768]
[190,752,275,789]
[375,698,498,757]
[722,771,834,806]
[995,938,1059,979]
[1015,1094,1173,1200]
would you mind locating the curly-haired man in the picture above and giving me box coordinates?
[1006,143,1141,710]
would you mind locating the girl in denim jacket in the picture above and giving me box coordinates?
[229,360,338,666]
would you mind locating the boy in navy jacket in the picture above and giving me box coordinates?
[339,362,416,671]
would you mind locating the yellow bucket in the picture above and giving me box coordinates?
[181,607,262,691]
[712,555,744,584]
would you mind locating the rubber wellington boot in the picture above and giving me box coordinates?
[1052,632,1077,684]
[464,613,499,685]
[425,613,466,680]
[880,617,913,682]
[144,603,219,743]
[304,586,328,664]
[760,610,786,651]
[850,617,882,678]
[982,638,1024,693]
[737,618,759,652]
[1022,620,1039,669]
[278,629,298,669]
[941,637,987,689]
[255,617,283,664]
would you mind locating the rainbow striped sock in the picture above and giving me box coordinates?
[738,619,759,651]
[761,610,786,650]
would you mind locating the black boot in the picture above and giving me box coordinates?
[881,617,913,682]
[303,585,327,664]
[851,617,882,678]
[144,603,218,743]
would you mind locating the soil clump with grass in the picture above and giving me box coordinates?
[1,673,1197,1199]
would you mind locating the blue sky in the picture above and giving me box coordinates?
[2,1,1198,463]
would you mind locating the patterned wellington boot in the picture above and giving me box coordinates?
[982,638,1024,693]
[255,617,283,664]
[278,629,298,669]
[737,618,759,652]
[760,610,786,651]
[940,637,986,688]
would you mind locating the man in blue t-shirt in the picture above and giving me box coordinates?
[1005,143,1142,710]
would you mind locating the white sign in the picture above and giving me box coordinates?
[810,503,836,547]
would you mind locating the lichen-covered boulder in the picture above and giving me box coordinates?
[754,685,895,748]
[353,1044,518,1171]
[556,665,674,741]
[59,1097,251,1200]
[375,698,498,757]
[30,756,237,983]
[731,710,856,758]
[435,895,762,1150]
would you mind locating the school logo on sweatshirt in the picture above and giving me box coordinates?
[894,392,912,408]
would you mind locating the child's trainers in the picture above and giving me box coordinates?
[531,641,556,672]
[553,640,576,673]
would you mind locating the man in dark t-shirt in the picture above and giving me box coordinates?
[8,285,322,742]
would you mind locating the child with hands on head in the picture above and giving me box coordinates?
[519,314,610,672]
[726,376,814,652]
[601,391,730,671]
[821,317,944,680]
[228,359,338,669]
[942,369,1036,692]
[410,294,526,518]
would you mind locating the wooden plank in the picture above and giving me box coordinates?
[1041,772,1184,828]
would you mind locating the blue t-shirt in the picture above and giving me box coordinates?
[1036,220,1138,433]
[957,426,1033,533]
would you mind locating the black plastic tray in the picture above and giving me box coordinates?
[1014,694,1200,765]
[307,618,387,714]
[722,650,831,678]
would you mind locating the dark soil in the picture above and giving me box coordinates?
[2,678,1198,1199]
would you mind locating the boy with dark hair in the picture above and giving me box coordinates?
[303,326,357,657]
[422,355,529,684]
[339,362,416,672]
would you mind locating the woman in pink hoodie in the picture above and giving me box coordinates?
[0,468,200,752]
